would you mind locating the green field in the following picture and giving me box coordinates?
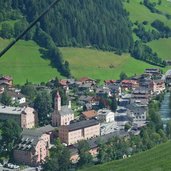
[0,38,61,84]
[124,0,171,29]
[124,0,171,60]
[60,47,168,81]
[80,141,171,171]
[148,38,171,60]
[151,0,171,15]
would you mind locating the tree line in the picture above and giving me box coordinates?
[12,0,133,52]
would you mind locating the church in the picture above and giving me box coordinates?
[52,91,74,126]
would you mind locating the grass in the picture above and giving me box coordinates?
[124,0,171,62]
[79,141,171,171]
[60,47,168,81]
[124,0,171,28]
[151,0,171,15]
[0,38,61,84]
[147,38,171,60]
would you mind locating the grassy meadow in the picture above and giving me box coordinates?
[0,38,61,84]
[79,141,171,171]
[124,0,171,29]
[60,47,167,81]
[147,38,171,60]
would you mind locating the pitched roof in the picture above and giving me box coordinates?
[82,110,97,119]
[79,77,95,82]
[59,105,74,116]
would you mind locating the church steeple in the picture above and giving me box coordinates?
[54,91,61,111]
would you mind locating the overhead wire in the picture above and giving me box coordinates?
[0,0,61,57]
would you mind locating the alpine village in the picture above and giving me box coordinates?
[1,0,171,171]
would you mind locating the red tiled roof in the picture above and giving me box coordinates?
[79,77,94,82]
[104,80,116,84]
[82,110,97,119]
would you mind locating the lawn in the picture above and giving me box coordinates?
[60,47,168,81]
[147,38,171,60]
[124,0,171,29]
[0,38,61,84]
[151,0,171,15]
[79,141,171,171]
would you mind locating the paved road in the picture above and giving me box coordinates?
[0,166,19,171]
[162,69,171,80]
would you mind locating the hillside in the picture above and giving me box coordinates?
[60,47,168,80]
[124,0,171,61]
[79,141,171,171]
[19,0,133,52]
[0,38,61,84]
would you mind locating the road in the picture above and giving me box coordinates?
[162,69,171,80]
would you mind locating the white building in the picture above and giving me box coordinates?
[97,109,115,123]
[127,104,147,122]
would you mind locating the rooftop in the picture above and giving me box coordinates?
[82,110,97,119]
[59,105,74,116]
[65,119,99,131]
[98,109,113,116]
[0,105,24,115]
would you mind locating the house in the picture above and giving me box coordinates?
[52,91,74,127]
[59,119,100,145]
[13,128,50,166]
[104,80,116,85]
[127,104,147,122]
[78,83,94,92]
[0,106,36,128]
[97,109,115,123]
[144,68,160,75]
[139,78,153,91]
[152,79,165,94]
[131,88,151,104]
[82,110,98,120]
[121,80,139,90]
[78,77,96,84]
[0,76,13,87]
[7,91,26,105]
[59,79,69,91]
[96,87,112,97]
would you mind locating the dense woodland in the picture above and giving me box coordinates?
[0,0,167,75]
[0,0,133,52]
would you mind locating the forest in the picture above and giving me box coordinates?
[0,0,166,76]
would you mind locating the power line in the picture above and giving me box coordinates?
[0,0,61,58]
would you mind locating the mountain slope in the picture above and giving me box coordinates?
[60,47,167,80]
[0,38,61,84]
[79,141,171,171]
[16,0,133,52]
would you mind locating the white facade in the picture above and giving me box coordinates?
[97,109,115,123]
